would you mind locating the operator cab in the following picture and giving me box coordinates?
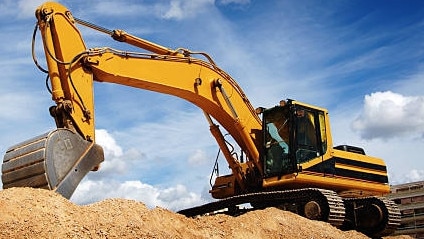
[262,100,328,178]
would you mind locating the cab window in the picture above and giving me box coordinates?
[318,112,327,155]
[295,109,319,164]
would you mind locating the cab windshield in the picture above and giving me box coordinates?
[295,109,319,164]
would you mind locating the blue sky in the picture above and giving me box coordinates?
[0,0,423,211]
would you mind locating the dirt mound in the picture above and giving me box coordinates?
[0,187,411,238]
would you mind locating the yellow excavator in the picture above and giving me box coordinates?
[1,2,400,237]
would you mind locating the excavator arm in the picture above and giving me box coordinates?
[87,48,264,190]
[2,2,262,198]
[86,49,262,161]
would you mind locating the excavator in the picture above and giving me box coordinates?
[1,2,400,237]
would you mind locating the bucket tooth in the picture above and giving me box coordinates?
[2,129,104,199]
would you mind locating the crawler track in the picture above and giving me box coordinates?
[178,188,345,228]
[179,188,400,238]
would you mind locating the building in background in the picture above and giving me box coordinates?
[389,181,424,238]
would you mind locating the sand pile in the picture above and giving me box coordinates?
[0,187,412,238]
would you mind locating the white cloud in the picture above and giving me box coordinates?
[352,91,424,140]
[188,149,208,165]
[71,127,213,210]
[329,93,424,186]
[88,129,146,178]
[390,169,424,185]
[405,169,424,183]
[161,0,214,20]
[71,179,207,211]
[156,184,206,210]
[162,0,183,20]
[95,129,123,158]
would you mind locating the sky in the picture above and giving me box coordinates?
[0,0,423,211]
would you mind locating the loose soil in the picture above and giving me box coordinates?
[0,187,412,238]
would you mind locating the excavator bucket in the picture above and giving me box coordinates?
[2,129,104,199]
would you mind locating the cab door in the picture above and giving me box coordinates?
[262,106,296,177]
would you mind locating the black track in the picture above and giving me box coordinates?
[178,188,400,238]
[178,188,345,228]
